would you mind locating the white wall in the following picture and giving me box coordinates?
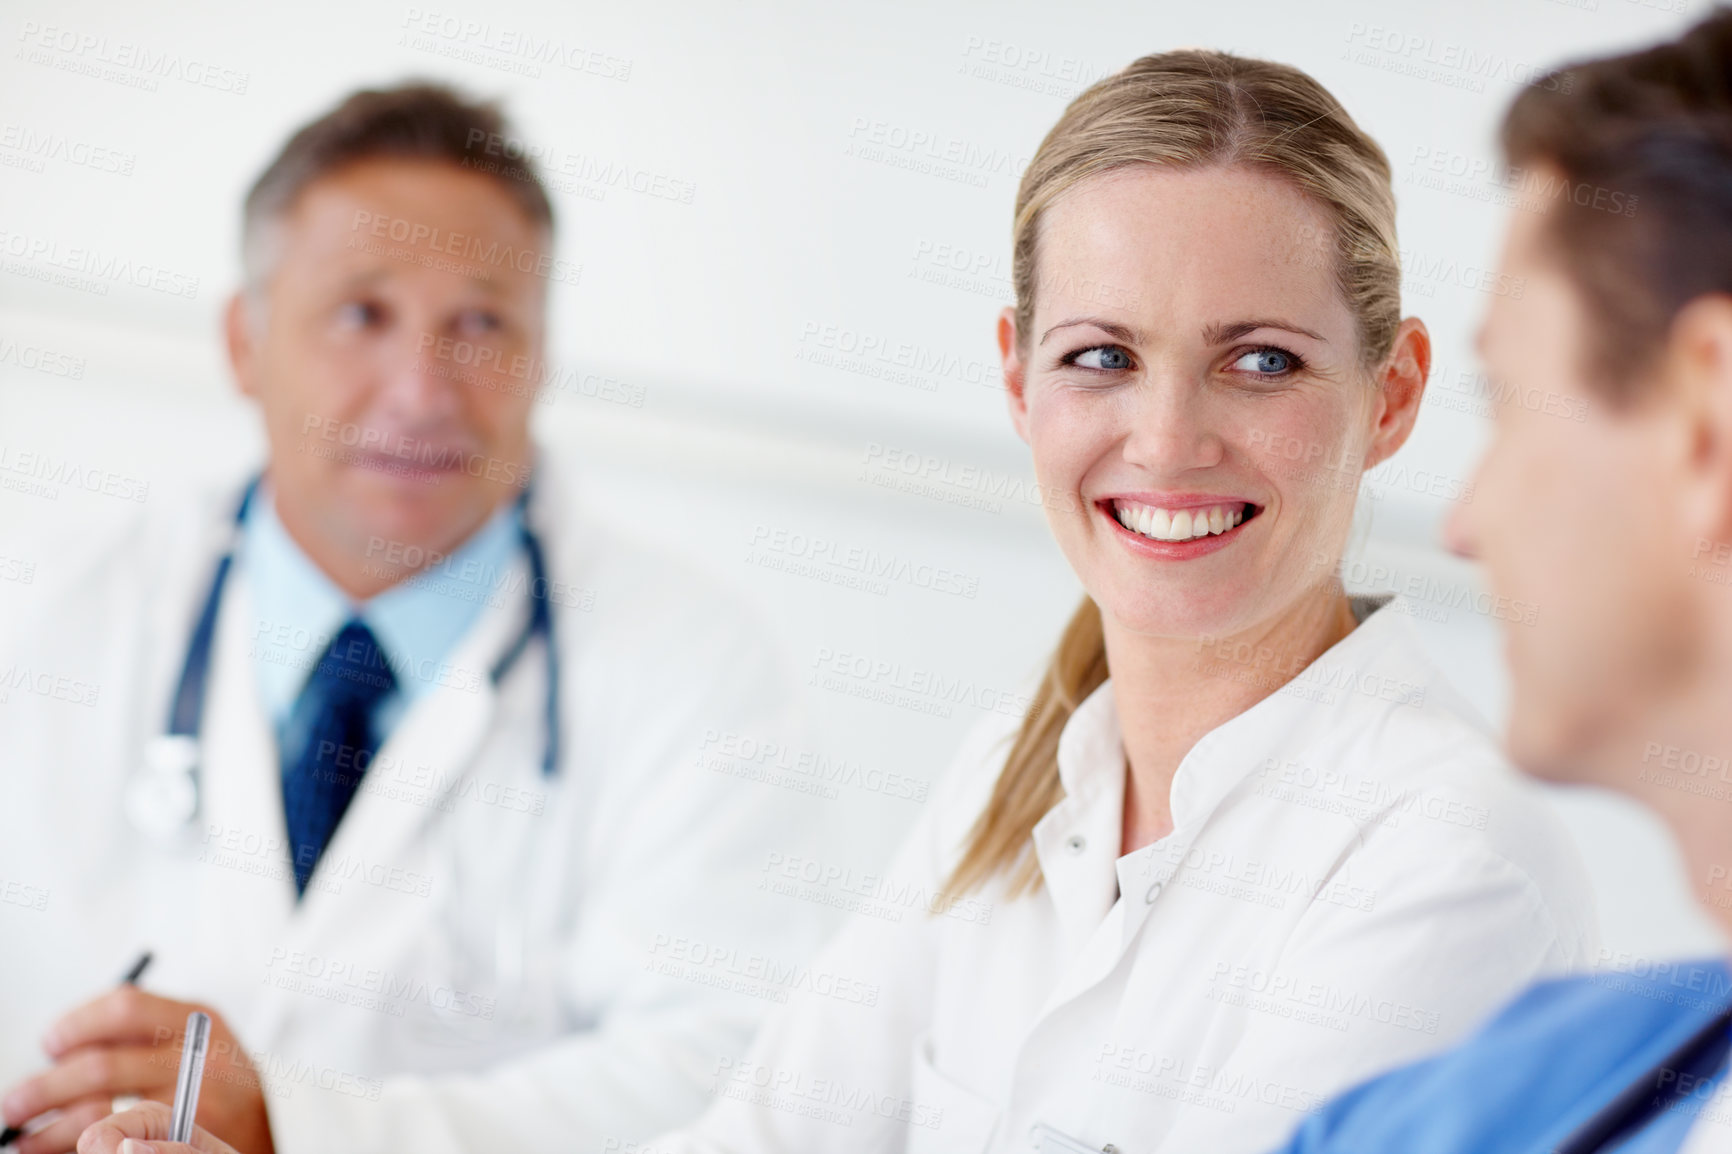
[1,0,1722,960]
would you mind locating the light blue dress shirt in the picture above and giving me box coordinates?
[240,487,522,763]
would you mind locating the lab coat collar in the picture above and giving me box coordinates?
[1033,595,1416,943]
[1032,686,1125,951]
[1164,592,1405,834]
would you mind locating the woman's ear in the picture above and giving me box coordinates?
[999,307,1031,444]
[1362,316,1432,472]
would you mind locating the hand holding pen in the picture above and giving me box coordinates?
[73,1014,237,1154]
[0,954,273,1154]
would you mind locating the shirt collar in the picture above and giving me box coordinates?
[241,485,522,730]
[1052,594,1416,836]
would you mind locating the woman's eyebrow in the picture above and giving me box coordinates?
[1203,318,1327,345]
[1039,317,1148,346]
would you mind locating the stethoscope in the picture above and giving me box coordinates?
[123,474,562,841]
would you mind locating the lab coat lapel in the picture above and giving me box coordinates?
[282,564,526,949]
[187,573,299,1041]
[1024,683,1132,1020]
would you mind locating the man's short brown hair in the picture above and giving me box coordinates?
[241,81,554,291]
[1501,8,1732,404]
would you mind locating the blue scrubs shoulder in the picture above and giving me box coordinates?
[1271,959,1732,1154]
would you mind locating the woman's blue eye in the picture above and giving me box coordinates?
[1234,348,1294,375]
[1073,346,1132,371]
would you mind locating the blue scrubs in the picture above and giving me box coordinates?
[1270,959,1732,1154]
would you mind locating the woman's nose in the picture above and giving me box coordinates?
[1120,377,1226,472]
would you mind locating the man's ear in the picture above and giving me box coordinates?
[999,307,1030,444]
[225,291,262,400]
[1362,316,1432,472]
[1671,296,1732,544]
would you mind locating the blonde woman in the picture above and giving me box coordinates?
[81,48,1595,1154]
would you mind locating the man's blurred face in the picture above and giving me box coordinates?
[232,158,549,573]
[1449,195,1697,786]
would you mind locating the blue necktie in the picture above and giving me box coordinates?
[280,619,397,898]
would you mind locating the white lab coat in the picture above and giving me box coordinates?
[656,598,1599,1154]
[0,461,839,1154]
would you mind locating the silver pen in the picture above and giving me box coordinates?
[167,1011,211,1143]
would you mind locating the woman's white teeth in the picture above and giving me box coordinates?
[1114,501,1244,542]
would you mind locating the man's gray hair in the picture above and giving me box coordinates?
[239,81,555,314]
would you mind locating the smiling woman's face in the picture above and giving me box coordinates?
[1003,164,1399,641]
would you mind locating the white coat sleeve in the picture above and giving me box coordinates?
[262,577,847,1154]
[1152,777,1592,1154]
[644,714,1017,1154]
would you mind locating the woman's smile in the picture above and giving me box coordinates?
[1099,495,1264,559]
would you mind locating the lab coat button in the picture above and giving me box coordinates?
[1145,881,1163,904]
[1066,834,1087,854]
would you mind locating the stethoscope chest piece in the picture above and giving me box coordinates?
[126,735,200,841]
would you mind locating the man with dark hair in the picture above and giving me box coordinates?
[0,82,832,1154]
[1263,10,1732,1153]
